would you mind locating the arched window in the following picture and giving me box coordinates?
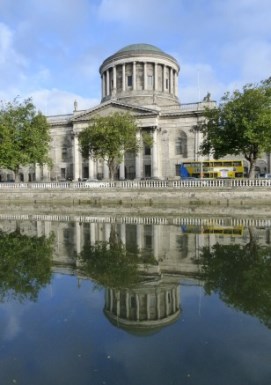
[175,131,187,157]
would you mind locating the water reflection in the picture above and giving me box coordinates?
[0,228,54,302]
[1,214,271,384]
[199,226,271,328]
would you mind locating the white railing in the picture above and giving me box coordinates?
[1,178,271,190]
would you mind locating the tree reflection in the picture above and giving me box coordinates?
[199,229,271,328]
[0,229,54,302]
[78,224,156,289]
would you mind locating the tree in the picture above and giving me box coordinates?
[199,78,271,178]
[0,97,51,181]
[0,229,54,302]
[78,112,152,180]
[198,234,271,329]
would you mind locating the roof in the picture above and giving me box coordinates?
[116,43,164,54]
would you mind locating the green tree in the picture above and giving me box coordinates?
[0,229,54,302]
[0,97,51,181]
[78,112,152,180]
[77,224,157,289]
[199,78,271,178]
[198,232,271,328]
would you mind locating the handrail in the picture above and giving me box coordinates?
[1,178,271,190]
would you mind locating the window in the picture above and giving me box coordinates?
[147,75,153,87]
[145,165,151,177]
[127,75,132,87]
[144,146,151,155]
[175,131,187,157]
[62,147,68,161]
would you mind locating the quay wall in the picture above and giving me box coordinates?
[1,186,271,208]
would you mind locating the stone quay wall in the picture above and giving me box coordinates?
[1,186,271,208]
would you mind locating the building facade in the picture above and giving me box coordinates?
[0,43,269,182]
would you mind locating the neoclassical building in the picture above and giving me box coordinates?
[0,43,268,182]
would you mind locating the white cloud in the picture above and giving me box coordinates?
[29,89,99,116]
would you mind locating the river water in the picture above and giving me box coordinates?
[0,211,270,385]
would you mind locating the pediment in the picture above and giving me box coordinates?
[72,100,159,122]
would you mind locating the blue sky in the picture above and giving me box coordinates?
[0,0,270,115]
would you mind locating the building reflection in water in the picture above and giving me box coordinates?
[104,276,181,334]
[1,213,271,332]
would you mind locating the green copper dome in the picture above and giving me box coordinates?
[116,43,164,54]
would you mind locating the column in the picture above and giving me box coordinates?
[122,64,126,91]
[120,223,126,245]
[42,164,50,181]
[175,71,178,96]
[90,222,96,245]
[88,158,95,179]
[133,61,136,90]
[102,73,105,98]
[152,129,159,177]
[170,67,173,94]
[136,224,143,251]
[163,65,166,92]
[103,160,109,179]
[106,70,110,96]
[112,66,116,96]
[104,223,111,243]
[75,221,81,255]
[135,131,141,179]
[144,62,147,90]
[73,134,80,181]
[154,62,158,91]
[119,150,125,180]
[35,164,41,181]
[153,225,159,261]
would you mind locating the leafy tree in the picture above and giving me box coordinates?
[77,224,157,289]
[199,78,271,177]
[0,229,54,302]
[78,112,152,180]
[0,97,51,181]
[198,231,271,328]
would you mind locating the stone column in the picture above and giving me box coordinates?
[120,223,126,245]
[102,73,105,98]
[43,164,50,181]
[135,131,141,179]
[122,64,126,91]
[144,62,147,90]
[152,128,159,177]
[153,224,159,261]
[88,158,95,179]
[112,66,116,96]
[73,134,80,181]
[136,224,143,251]
[163,65,166,92]
[75,221,81,255]
[175,71,178,96]
[106,70,110,96]
[119,150,125,180]
[90,222,96,245]
[170,67,173,94]
[103,160,109,179]
[35,164,41,182]
[133,61,136,90]
[154,62,158,91]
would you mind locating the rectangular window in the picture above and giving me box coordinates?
[127,75,132,87]
[145,164,151,177]
[62,147,68,161]
[147,75,153,87]
[144,146,151,155]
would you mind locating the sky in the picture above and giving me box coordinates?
[0,0,270,116]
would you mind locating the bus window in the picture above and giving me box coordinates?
[233,161,241,166]
[214,161,223,166]
[223,161,233,166]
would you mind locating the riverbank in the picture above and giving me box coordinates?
[1,185,271,209]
